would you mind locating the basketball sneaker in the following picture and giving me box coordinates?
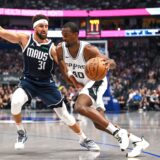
[14,129,28,150]
[126,137,149,158]
[113,129,129,151]
[80,138,100,151]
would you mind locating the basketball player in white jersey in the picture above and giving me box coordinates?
[56,22,149,158]
[0,15,100,151]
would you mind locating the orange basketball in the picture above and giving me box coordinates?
[85,57,107,81]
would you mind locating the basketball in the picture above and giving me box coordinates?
[85,57,107,81]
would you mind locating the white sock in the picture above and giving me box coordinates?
[129,133,142,142]
[106,122,118,134]
[16,123,24,131]
[78,130,87,142]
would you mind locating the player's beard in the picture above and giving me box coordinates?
[36,31,47,40]
[65,42,75,48]
[65,43,70,48]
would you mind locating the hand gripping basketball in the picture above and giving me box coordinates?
[85,57,108,81]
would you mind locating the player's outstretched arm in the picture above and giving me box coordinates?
[0,26,28,45]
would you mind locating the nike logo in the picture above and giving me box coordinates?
[92,88,97,95]
[31,42,34,46]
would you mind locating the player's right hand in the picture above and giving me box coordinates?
[69,75,84,89]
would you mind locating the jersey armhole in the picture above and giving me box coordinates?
[49,43,54,60]
[22,34,31,53]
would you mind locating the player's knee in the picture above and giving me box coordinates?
[54,102,76,126]
[74,102,86,114]
[11,99,23,115]
[61,113,76,126]
[11,88,28,115]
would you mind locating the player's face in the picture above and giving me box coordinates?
[35,23,48,40]
[61,28,77,47]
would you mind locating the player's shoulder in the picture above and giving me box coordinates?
[84,43,99,55]
[19,32,30,39]
[83,42,100,60]
[19,33,30,48]
[83,42,98,51]
[56,42,63,50]
[56,42,63,58]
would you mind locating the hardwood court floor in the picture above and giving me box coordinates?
[0,109,159,160]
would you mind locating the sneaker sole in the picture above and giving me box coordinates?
[88,148,101,152]
[80,144,100,152]
[126,140,150,158]
[14,136,28,150]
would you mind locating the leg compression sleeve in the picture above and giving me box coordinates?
[11,88,28,115]
[54,102,76,126]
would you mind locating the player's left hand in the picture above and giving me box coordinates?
[69,75,84,89]
[103,58,116,70]
[73,81,84,89]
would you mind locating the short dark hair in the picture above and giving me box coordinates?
[62,22,79,33]
[32,14,49,25]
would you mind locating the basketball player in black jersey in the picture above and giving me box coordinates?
[0,15,100,151]
[56,22,149,158]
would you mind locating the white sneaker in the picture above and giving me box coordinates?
[113,129,129,151]
[126,137,149,158]
[80,138,100,151]
[14,130,28,150]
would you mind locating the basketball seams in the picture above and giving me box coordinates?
[94,57,100,80]
[92,58,99,79]
[96,59,107,80]
[85,57,107,81]
[89,60,96,79]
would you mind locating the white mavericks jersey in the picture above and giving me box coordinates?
[62,41,92,84]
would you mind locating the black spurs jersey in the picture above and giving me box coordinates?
[22,34,54,80]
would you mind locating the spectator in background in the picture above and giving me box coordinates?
[127,89,143,111]
[149,90,160,111]
[118,95,126,111]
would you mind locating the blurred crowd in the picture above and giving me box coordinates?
[1,0,159,10]
[0,37,160,111]
[0,85,14,108]
[0,49,23,75]
[109,38,160,111]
